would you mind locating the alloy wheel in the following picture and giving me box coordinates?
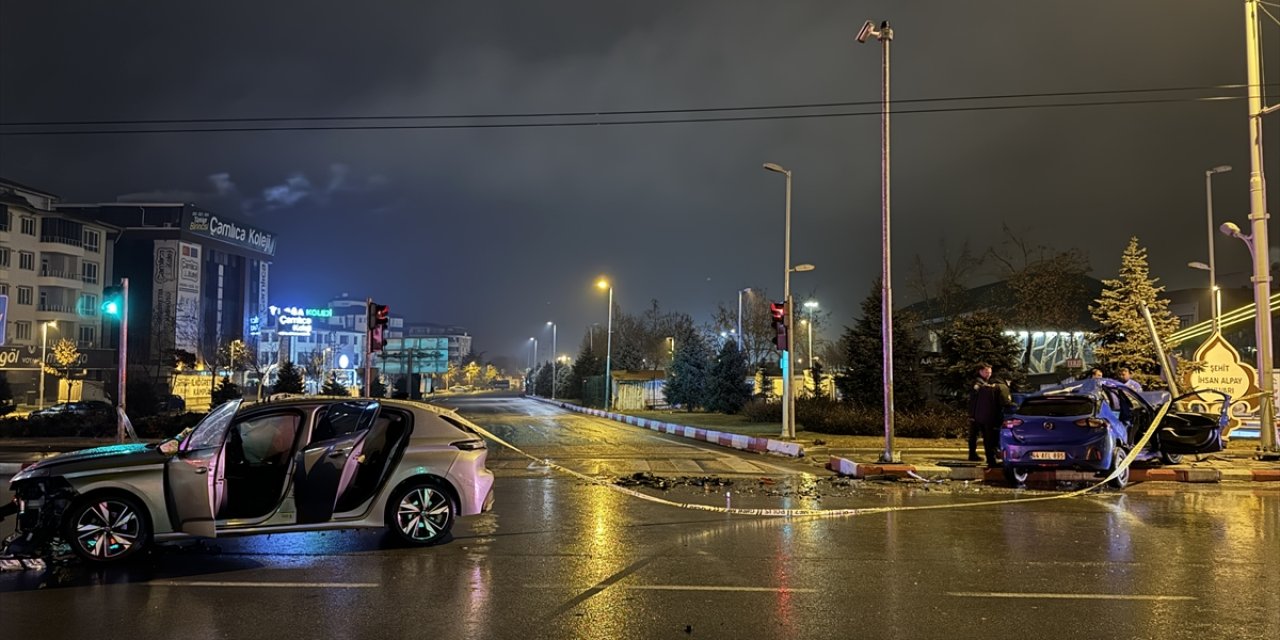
[73,499,143,560]
[396,487,452,541]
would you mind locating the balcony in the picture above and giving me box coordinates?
[38,267,84,288]
[38,234,84,256]
[37,302,81,322]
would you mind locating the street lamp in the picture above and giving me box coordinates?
[38,321,57,410]
[597,278,614,409]
[546,321,557,400]
[858,17,899,463]
[764,162,798,439]
[528,336,538,376]
[1204,165,1232,331]
[736,287,752,351]
[803,300,819,370]
[1188,261,1221,330]
[1221,221,1279,456]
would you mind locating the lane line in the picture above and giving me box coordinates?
[149,581,380,588]
[946,591,1195,601]
[543,553,661,620]
[527,584,818,593]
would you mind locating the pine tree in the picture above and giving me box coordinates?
[809,359,827,399]
[665,330,711,411]
[937,311,1022,403]
[555,366,575,398]
[211,375,242,406]
[321,372,349,396]
[569,338,603,399]
[705,340,752,414]
[534,362,554,396]
[836,280,927,410]
[273,360,305,394]
[1090,236,1181,388]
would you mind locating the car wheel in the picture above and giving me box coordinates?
[63,494,150,564]
[385,480,455,546]
[1003,466,1029,486]
[1106,445,1130,490]
[1160,451,1183,465]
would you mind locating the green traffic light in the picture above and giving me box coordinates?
[102,300,120,316]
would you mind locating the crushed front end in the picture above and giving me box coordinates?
[1,475,77,559]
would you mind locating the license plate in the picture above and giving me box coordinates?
[1030,451,1066,460]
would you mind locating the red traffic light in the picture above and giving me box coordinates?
[770,302,786,320]
[375,304,390,323]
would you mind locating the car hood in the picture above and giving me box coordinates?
[13,443,167,480]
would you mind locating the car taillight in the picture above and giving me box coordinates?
[1002,419,1023,429]
[451,439,486,451]
[1075,418,1107,428]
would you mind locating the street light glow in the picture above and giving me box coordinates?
[793,264,815,272]
[596,278,609,290]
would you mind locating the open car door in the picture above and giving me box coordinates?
[1156,390,1229,455]
[165,400,241,537]
[293,401,381,524]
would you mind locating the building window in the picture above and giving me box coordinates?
[13,321,31,341]
[20,216,36,236]
[79,293,98,315]
[82,262,99,284]
[0,208,9,232]
[18,251,35,270]
[79,325,96,345]
[0,247,8,267]
[0,283,7,296]
[83,229,101,253]
[16,286,33,305]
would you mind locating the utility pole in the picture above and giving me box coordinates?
[364,297,373,398]
[117,278,129,443]
[1244,0,1279,457]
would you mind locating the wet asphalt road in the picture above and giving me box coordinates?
[2,395,1278,639]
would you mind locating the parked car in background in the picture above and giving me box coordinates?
[29,400,115,420]
[999,378,1227,489]
[156,394,187,415]
[1,397,495,564]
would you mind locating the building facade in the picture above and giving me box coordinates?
[255,294,404,392]
[1,178,118,406]
[403,322,472,363]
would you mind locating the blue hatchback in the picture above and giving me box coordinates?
[999,378,1227,489]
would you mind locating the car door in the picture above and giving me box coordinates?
[165,400,242,537]
[1156,390,1229,455]
[293,401,380,524]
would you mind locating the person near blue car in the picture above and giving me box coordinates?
[968,363,1013,466]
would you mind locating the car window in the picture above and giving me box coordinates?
[1018,396,1095,417]
[182,399,244,450]
[227,413,301,465]
[310,401,380,443]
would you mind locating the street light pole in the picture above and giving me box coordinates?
[737,287,751,351]
[117,277,129,443]
[1206,165,1232,331]
[547,321,557,400]
[804,300,819,369]
[763,162,795,439]
[38,321,52,410]
[859,18,899,463]
[601,282,614,409]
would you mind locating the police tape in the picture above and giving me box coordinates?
[459,398,1172,518]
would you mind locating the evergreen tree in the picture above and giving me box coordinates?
[937,311,1022,403]
[0,372,15,416]
[321,372,349,396]
[273,360,305,394]
[809,359,827,399]
[570,337,603,399]
[665,330,712,411]
[554,366,575,398]
[534,362,554,396]
[1090,236,1181,388]
[211,375,242,406]
[836,281,927,410]
[705,340,752,414]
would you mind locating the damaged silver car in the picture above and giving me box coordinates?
[0,397,494,564]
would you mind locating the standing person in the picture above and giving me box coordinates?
[1090,368,1104,379]
[1117,367,1143,392]
[968,363,1003,466]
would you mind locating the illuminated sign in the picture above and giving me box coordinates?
[1182,331,1260,438]
[185,210,277,257]
[269,305,315,337]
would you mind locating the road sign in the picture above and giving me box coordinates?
[379,337,449,374]
[0,294,7,345]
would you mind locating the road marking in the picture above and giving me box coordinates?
[946,591,1195,601]
[527,584,818,593]
[150,581,380,589]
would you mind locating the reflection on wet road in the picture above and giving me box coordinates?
[2,396,1277,639]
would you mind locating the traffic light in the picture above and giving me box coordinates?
[102,286,124,317]
[770,301,788,350]
[368,302,390,352]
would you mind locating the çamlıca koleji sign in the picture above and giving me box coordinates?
[184,209,277,257]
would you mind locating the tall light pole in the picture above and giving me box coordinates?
[596,278,614,409]
[858,18,899,463]
[737,287,752,351]
[38,321,56,410]
[1205,165,1232,331]
[803,300,819,369]
[763,162,797,439]
[546,321,557,400]
[1223,219,1279,457]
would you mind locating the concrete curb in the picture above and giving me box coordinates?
[529,397,805,458]
[823,455,1280,484]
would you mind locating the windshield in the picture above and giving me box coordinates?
[181,399,243,451]
[1017,396,1095,418]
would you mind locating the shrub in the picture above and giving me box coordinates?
[741,399,781,423]
[741,397,969,439]
[0,411,207,439]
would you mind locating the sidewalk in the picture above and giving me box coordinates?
[534,397,1280,485]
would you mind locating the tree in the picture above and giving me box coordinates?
[665,329,711,411]
[705,340,751,414]
[555,365,575,398]
[273,360,305,394]
[534,362,554,396]
[464,360,482,386]
[569,336,603,400]
[711,289,778,368]
[321,372,349,396]
[907,239,979,323]
[51,338,82,402]
[483,364,499,386]
[1090,236,1181,388]
[302,349,327,390]
[937,311,1022,403]
[809,359,827,399]
[836,281,927,410]
[211,375,242,406]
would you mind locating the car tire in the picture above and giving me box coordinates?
[1003,466,1030,486]
[63,493,151,564]
[1160,451,1183,465]
[1106,445,1130,490]
[385,479,456,546]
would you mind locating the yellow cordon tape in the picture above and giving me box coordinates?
[459,398,1172,519]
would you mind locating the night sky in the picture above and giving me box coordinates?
[2,1,1278,362]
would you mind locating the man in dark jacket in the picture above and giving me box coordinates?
[968,362,1004,466]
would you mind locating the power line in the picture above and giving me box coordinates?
[0,82,1270,129]
[0,94,1247,137]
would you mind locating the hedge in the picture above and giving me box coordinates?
[742,398,968,439]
